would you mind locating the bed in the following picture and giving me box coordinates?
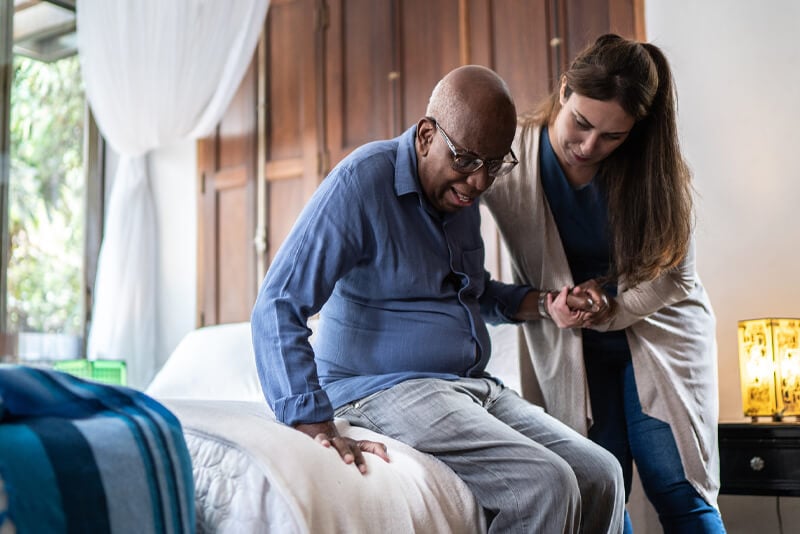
[145,321,523,533]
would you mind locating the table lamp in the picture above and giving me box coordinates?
[738,318,800,421]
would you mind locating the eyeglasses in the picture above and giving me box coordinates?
[428,117,518,178]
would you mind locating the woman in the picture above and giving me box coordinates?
[483,34,725,532]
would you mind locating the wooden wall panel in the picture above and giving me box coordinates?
[266,3,308,163]
[610,0,646,41]
[325,0,394,169]
[264,0,321,216]
[564,0,641,63]
[267,178,307,265]
[218,180,249,322]
[486,0,554,115]
[399,0,462,130]
[464,0,491,66]
[197,58,258,327]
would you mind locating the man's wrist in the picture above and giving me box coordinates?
[294,420,338,440]
[537,291,550,319]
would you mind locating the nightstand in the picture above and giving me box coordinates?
[718,422,800,496]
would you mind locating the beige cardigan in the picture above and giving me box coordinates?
[483,123,721,507]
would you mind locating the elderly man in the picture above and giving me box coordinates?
[252,65,624,533]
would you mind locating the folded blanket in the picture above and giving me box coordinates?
[0,364,194,534]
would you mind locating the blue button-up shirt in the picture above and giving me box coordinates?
[251,126,531,426]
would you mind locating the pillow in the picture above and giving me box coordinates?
[146,322,264,402]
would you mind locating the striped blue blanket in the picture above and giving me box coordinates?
[0,364,194,533]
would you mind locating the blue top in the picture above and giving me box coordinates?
[539,127,612,285]
[539,127,628,356]
[251,126,531,426]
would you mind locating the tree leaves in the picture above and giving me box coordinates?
[7,55,85,334]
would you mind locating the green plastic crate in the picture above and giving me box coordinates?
[53,359,127,386]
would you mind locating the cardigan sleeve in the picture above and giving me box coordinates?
[591,239,698,331]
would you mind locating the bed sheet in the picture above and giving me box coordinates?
[162,399,485,534]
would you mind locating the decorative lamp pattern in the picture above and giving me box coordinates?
[738,318,800,420]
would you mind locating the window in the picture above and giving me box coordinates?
[1,1,103,362]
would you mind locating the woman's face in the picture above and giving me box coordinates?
[550,84,636,183]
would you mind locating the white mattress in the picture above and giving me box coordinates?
[163,399,486,534]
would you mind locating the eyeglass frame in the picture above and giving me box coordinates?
[426,117,518,178]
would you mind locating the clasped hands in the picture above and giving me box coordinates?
[546,279,615,329]
[294,420,389,474]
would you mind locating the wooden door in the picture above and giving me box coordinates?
[469,0,555,115]
[395,0,462,128]
[263,0,325,265]
[563,0,644,62]
[324,0,462,172]
[324,0,395,168]
[196,57,258,327]
[196,0,326,327]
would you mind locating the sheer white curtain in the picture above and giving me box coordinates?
[77,0,269,387]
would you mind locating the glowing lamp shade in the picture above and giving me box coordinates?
[737,318,800,420]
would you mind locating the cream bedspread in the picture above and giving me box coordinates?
[162,399,484,534]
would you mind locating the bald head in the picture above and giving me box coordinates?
[425,65,517,150]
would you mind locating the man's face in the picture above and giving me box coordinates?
[416,117,514,213]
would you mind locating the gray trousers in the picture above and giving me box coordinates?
[335,377,624,534]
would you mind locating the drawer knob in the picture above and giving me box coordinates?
[749,456,765,471]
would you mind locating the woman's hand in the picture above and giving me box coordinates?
[547,286,593,328]
[294,420,390,474]
[572,279,615,327]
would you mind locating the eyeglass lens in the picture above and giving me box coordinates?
[453,156,515,177]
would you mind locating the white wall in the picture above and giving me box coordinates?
[644,1,800,531]
[646,0,800,423]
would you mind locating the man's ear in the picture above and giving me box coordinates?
[416,118,435,156]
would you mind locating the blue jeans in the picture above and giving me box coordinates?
[584,350,726,533]
[336,377,625,534]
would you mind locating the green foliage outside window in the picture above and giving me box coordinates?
[7,55,85,334]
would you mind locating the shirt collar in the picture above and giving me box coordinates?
[394,125,422,197]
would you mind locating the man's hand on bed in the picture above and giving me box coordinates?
[294,420,390,474]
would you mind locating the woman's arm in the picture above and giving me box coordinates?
[589,239,698,331]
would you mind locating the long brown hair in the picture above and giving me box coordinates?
[524,34,693,286]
